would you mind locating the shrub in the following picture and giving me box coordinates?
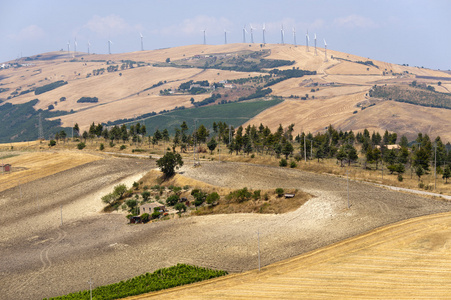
[252,190,261,200]
[174,202,187,213]
[166,194,180,206]
[279,158,287,167]
[251,154,255,158]
[48,140,56,147]
[99,143,104,151]
[141,213,150,223]
[77,142,86,150]
[109,141,115,147]
[275,188,284,197]
[397,174,403,182]
[151,210,161,219]
[120,145,126,150]
[227,187,252,203]
[294,153,302,162]
[101,193,116,204]
[264,193,269,200]
[141,191,151,201]
[206,192,220,204]
[290,161,297,168]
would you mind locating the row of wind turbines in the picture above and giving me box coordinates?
[204,24,328,60]
[66,25,328,61]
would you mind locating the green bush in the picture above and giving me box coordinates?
[48,140,56,147]
[141,213,150,223]
[166,194,180,206]
[141,191,151,201]
[120,145,126,150]
[109,141,115,147]
[279,158,287,167]
[290,161,297,168]
[77,142,86,150]
[174,202,187,213]
[206,192,220,204]
[151,210,161,219]
[227,187,252,203]
[252,190,261,200]
[275,188,284,197]
[397,174,403,182]
[99,143,104,151]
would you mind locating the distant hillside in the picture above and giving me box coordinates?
[1,43,451,142]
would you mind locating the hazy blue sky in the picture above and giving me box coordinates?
[1,0,450,70]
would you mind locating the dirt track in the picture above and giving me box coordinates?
[1,159,451,299]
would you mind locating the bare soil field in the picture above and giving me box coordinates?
[2,158,451,300]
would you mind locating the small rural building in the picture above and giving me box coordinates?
[284,193,295,199]
[139,203,166,215]
[1,164,11,173]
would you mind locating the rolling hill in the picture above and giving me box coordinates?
[1,43,450,142]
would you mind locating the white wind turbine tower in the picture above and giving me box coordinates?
[108,40,113,54]
[67,41,70,57]
[306,30,310,52]
[87,41,91,55]
[314,33,317,55]
[224,29,228,44]
[324,39,328,62]
[292,27,297,46]
[74,38,77,57]
[262,23,266,44]
[250,24,255,43]
[202,29,206,45]
[280,24,285,45]
[242,25,247,43]
[140,33,144,51]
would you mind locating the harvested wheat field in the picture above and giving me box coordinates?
[0,151,102,192]
[137,211,451,299]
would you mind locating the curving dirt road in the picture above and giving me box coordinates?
[1,159,451,299]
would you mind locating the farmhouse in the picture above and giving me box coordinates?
[139,202,166,215]
[1,163,11,173]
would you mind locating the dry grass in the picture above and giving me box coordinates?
[135,211,451,299]
[0,150,102,192]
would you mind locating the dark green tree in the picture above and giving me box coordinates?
[156,151,184,178]
[207,138,217,154]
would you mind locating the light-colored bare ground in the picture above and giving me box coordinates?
[136,211,451,299]
[2,158,451,300]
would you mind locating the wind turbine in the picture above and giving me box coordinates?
[262,23,266,44]
[292,27,297,46]
[224,29,228,44]
[250,24,255,43]
[314,33,317,55]
[324,39,328,62]
[202,29,206,45]
[280,24,284,45]
[67,41,70,57]
[74,38,77,57]
[108,40,113,54]
[87,41,91,55]
[140,33,144,51]
[242,25,247,43]
[306,30,309,52]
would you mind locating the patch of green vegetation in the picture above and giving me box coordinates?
[44,264,227,300]
[369,85,451,109]
[0,99,70,143]
[77,96,98,103]
[139,98,283,134]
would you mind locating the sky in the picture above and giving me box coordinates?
[1,0,450,70]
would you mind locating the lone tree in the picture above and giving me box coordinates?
[156,151,184,178]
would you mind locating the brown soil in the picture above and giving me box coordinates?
[2,158,451,299]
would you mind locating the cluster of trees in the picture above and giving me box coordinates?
[34,80,67,95]
[76,96,98,103]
